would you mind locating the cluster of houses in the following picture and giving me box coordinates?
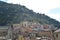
[0,21,60,40]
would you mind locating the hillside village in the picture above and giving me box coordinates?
[0,21,60,40]
[0,1,60,40]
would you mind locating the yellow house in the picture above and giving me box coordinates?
[12,24,20,28]
[17,35,25,40]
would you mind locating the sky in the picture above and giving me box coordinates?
[0,0,60,22]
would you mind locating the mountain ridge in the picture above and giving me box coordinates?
[0,1,60,28]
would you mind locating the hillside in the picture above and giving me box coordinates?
[0,1,60,28]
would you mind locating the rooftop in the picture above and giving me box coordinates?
[54,29,60,33]
[0,26,10,29]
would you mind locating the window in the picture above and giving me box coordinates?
[56,33,58,38]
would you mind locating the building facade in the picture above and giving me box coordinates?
[54,29,60,40]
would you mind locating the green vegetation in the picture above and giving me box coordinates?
[0,1,60,28]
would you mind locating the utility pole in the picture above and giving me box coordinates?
[11,24,14,40]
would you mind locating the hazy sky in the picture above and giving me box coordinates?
[1,0,60,22]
